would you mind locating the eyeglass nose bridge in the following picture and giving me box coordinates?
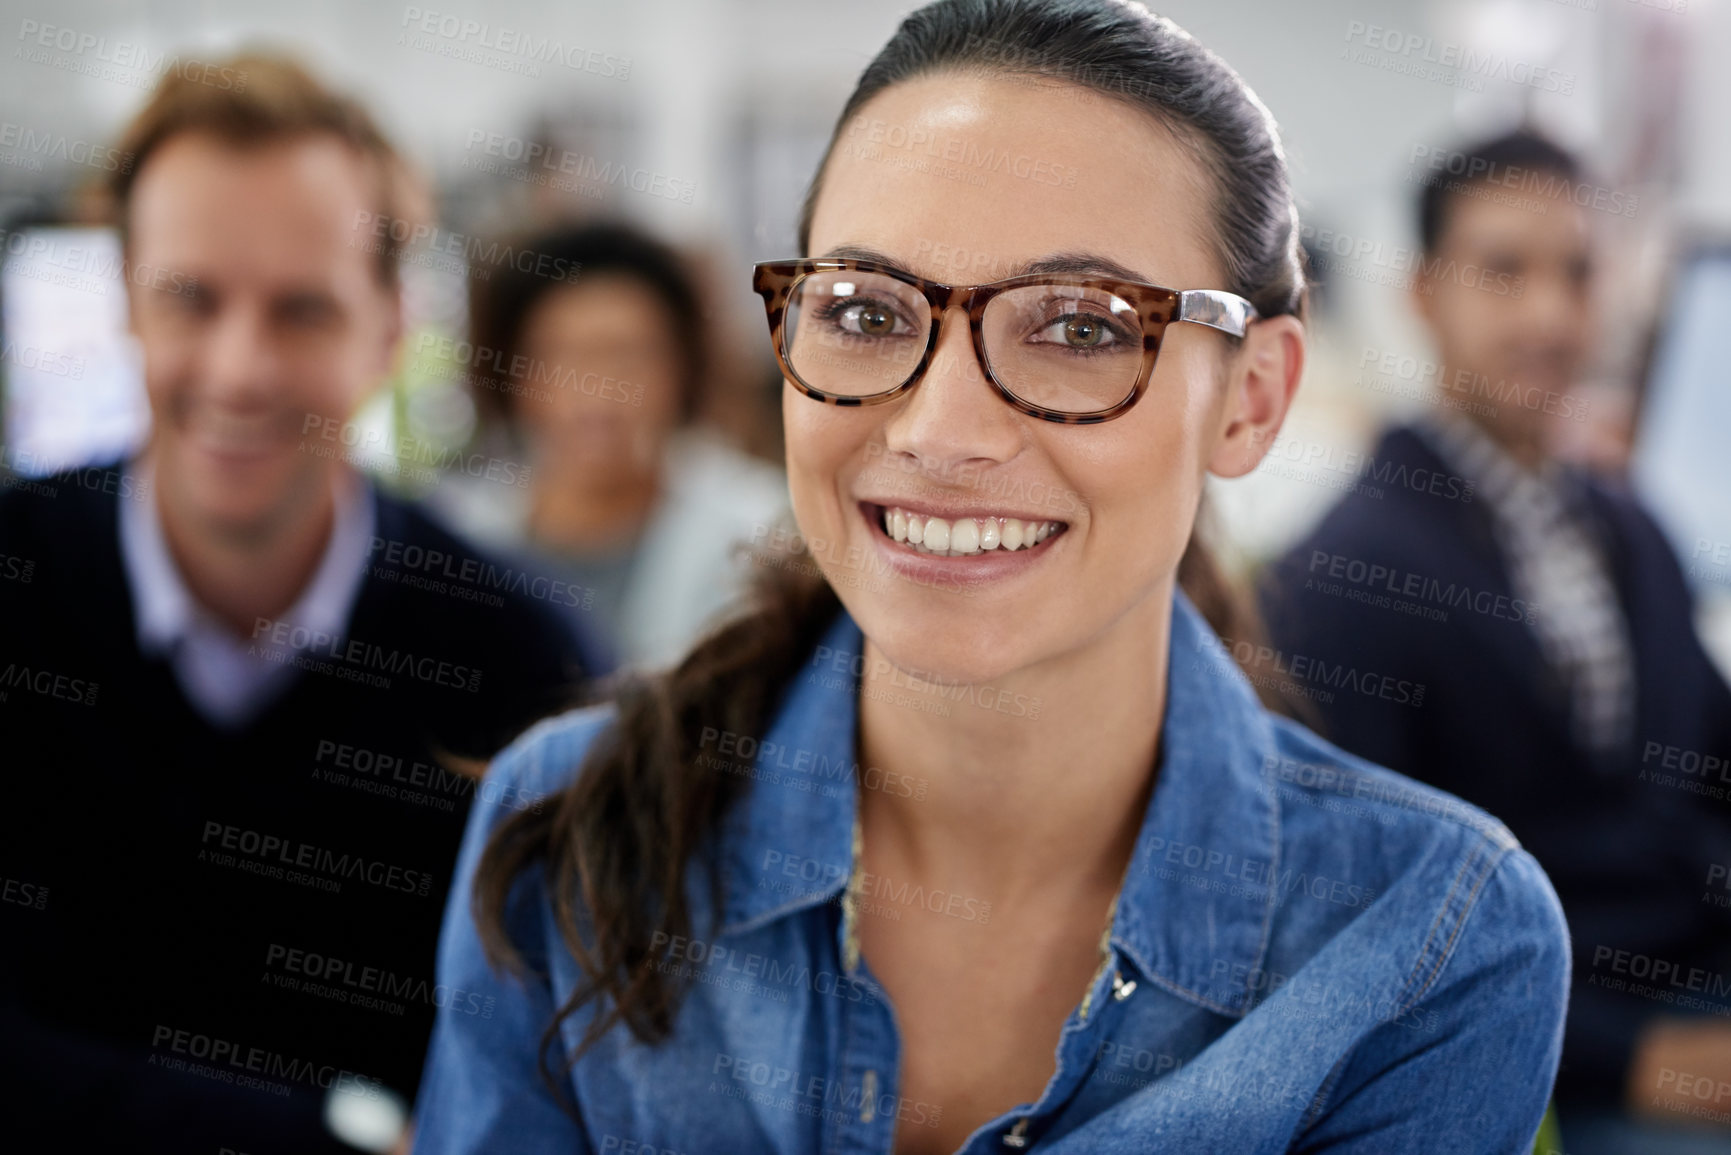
[904,278,1160,422]
[901,282,992,393]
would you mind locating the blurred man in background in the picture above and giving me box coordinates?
[0,54,593,1152]
[1262,130,1731,1153]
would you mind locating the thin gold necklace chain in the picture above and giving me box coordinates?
[841,805,1123,1019]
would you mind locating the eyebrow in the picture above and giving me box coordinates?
[817,244,1155,285]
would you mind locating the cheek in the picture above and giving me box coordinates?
[782,387,863,534]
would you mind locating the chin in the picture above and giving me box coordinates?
[843,590,1036,688]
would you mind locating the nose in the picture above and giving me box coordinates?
[877,305,1024,475]
[200,303,278,407]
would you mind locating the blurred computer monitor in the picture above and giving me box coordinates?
[0,225,150,477]
[1631,244,1731,671]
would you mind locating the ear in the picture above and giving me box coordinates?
[1207,314,1305,479]
[1410,261,1439,327]
[370,278,407,384]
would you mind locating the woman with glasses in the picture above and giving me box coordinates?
[413,2,1569,1152]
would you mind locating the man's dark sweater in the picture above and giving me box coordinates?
[0,463,599,1152]
[1260,426,1731,1110]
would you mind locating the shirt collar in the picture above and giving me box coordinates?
[118,456,378,655]
[717,590,1280,1018]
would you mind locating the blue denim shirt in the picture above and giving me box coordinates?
[414,594,1569,1154]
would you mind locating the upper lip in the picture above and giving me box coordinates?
[857,496,1068,524]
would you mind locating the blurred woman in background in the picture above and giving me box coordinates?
[446,223,788,670]
[414,2,1568,1152]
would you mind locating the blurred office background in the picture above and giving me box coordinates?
[1,0,1727,666]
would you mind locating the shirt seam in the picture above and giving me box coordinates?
[1399,831,1509,1012]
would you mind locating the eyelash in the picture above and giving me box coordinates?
[1028,309,1137,355]
[815,296,918,335]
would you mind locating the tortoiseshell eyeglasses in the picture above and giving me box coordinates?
[752,257,1258,424]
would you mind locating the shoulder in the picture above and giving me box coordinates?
[661,432,788,524]
[370,489,599,660]
[471,702,620,823]
[0,459,126,537]
[1264,714,1567,988]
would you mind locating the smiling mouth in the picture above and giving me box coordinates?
[866,503,1067,557]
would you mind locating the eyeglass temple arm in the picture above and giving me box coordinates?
[1177,290,1258,338]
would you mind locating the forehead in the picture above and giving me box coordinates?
[522,275,676,342]
[126,132,379,282]
[807,72,1221,288]
[1439,179,1592,254]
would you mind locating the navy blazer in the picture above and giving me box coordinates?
[1259,425,1731,1108]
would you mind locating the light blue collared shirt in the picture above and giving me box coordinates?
[414,592,1570,1154]
[117,458,377,727]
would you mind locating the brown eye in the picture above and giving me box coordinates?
[858,304,896,336]
[1064,316,1105,348]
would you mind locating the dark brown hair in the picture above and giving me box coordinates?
[109,51,411,289]
[467,222,709,430]
[1416,128,1584,254]
[473,0,1308,1096]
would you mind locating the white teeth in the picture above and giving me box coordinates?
[877,507,1062,556]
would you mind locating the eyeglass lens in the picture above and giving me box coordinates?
[782,269,1145,415]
